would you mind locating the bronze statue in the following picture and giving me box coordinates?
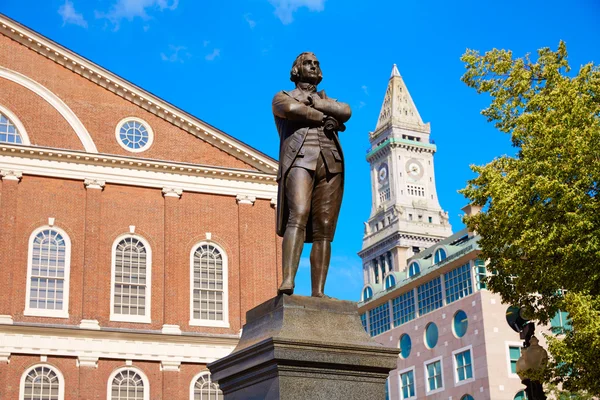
[272,52,352,297]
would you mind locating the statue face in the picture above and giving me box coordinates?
[299,54,321,84]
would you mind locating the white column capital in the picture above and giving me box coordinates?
[77,355,99,368]
[0,169,22,181]
[84,178,105,190]
[162,187,183,198]
[236,194,256,205]
[160,359,181,372]
[0,352,10,364]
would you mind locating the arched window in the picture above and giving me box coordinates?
[514,390,528,400]
[25,227,71,318]
[362,286,373,301]
[385,275,396,289]
[0,104,29,144]
[108,368,149,400]
[434,248,447,264]
[190,242,229,327]
[408,262,420,277]
[111,235,152,323]
[461,395,474,400]
[190,372,223,400]
[20,364,64,400]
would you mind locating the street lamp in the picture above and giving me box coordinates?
[506,306,548,400]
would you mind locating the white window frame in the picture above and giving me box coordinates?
[397,366,417,400]
[433,247,447,264]
[452,345,475,386]
[0,103,31,145]
[424,355,445,396]
[20,363,65,400]
[107,366,150,400]
[115,116,154,153]
[506,341,523,379]
[189,241,230,328]
[189,370,223,400]
[110,234,152,324]
[362,285,373,301]
[24,226,71,318]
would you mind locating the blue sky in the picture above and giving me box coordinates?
[2,0,599,301]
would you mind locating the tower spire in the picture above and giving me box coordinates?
[374,65,427,135]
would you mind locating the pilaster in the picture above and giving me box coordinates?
[0,170,22,315]
[163,187,183,331]
[81,178,105,325]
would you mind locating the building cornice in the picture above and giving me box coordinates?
[0,144,277,199]
[0,14,278,174]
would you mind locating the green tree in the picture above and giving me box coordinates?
[460,42,600,395]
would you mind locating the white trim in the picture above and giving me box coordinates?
[408,261,421,277]
[110,233,152,324]
[361,285,373,301]
[107,366,150,400]
[452,345,475,387]
[0,325,236,363]
[423,322,438,349]
[115,117,155,153]
[20,363,65,400]
[397,366,417,400]
[505,341,523,379]
[0,103,30,145]
[24,225,71,319]
[0,144,278,199]
[0,66,97,153]
[0,16,277,172]
[189,241,230,328]
[423,355,444,396]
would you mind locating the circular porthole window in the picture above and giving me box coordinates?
[453,310,468,338]
[115,117,154,152]
[424,322,439,349]
[399,334,411,359]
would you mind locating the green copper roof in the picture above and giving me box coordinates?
[366,138,436,159]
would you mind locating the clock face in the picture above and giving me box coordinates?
[378,163,389,185]
[406,159,424,180]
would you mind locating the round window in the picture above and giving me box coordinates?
[424,322,439,349]
[116,117,153,152]
[453,310,468,338]
[461,395,474,400]
[399,334,411,359]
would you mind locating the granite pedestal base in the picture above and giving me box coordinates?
[208,295,399,400]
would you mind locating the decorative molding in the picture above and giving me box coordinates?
[160,359,181,372]
[0,144,278,199]
[0,168,22,181]
[0,103,31,145]
[0,352,10,363]
[236,194,256,205]
[161,324,182,335]
[83,178,105,190]
[40,355,48,362]
[0,15,278,173]
[78,319,100,331]
[125,359,133,366]
[0,66,97,153]
[0,315,14,325]
[270,197,277,207]
[162,187,183,199]
[77,355,99,368]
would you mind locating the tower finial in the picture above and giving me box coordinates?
[391,64,400,78]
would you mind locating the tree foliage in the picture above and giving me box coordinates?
[460,42,600,394]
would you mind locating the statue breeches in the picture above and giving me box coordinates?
[285,154,342,242]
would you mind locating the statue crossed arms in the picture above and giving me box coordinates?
[272,52,352,298]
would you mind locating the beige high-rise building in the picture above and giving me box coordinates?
[357,67,565,400]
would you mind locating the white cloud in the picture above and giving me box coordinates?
[58,0,88,28]
[205,48,221,61]
[96,0,178,30]
[359,101,366,109]
[244,13,256,29]
[361,85,368,95]
[160,45,190,63]
[268,0,326,24]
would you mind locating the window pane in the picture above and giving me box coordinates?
[0,111,24,144]
[30,230,67,311]
[193,245,225,321]
[417,277,443,315]
[368,302,390,337]
[392,290,416,327]
[114,237,148,317]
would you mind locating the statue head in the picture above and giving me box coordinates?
[290,52,322,85]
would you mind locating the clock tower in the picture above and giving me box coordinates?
[358,65,452,289]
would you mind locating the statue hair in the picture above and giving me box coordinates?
[290,52,322,85]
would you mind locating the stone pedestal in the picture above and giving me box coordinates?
[208,295,399,400]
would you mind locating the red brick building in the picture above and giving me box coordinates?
[0,14,281,399]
